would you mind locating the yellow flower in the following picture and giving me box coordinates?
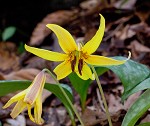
[3,71,46,125]
[25,14,130,80]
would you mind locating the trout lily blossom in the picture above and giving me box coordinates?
[3,71,46,125]
[25,14,130,80]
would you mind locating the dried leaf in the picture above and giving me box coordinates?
[140,115,150,124]
[114,0,136,9]
[124,91,142,110]
[29,10,78,46]
[0,42,19,73]
[128,40,150,53]
[79,0,102,16]
[115,25,136,41]
[108,94,124,113]
[81,108,106,126]
[3,68,41,80]
[6,115,26,126]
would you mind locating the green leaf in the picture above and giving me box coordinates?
[122,77,150,101]
[136,122,150,126]
[2,26,16,41]
[18,42,25,54]
[0,121,2,126]
[122,89,150,126]
[0,80,74,120]
[103,57,150,101]
[69,73,91,110]
[0,80,28,96]
[95,57,150,102]
[68,67,108,110]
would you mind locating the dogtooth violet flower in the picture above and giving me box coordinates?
[25,14,130,80]
[3,70,46,125]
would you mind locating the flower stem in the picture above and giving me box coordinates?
[91,66,112,126]
[43,68,59,83]
[43,68,84,126]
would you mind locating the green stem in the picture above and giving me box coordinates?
[71,119,76,126]
[43,68,84,126]
[91,66,113,126]
[43,68,59,83]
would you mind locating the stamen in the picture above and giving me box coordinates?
[71,56,76,72]
[78,59,83,75]
[77,42,83,51]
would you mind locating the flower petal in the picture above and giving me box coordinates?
[27,105,35,123]
[34,96,44,125]
[54,61,72,80]
[10,100,26,118]
[25,44,67,61]
[82,14,105,54]
[46,24,77,53]
[76,63,94,80]
[24,71,46,105]
[85,53,131,66]
[3,90,26,109]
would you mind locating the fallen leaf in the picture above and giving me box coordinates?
[140,114,150,124]
[108,94,124,113]
[115,25,136,41]
[114,0,136,9]
[124,91,142,110]
[128,40,150,53]
[0,42,19,73]
[80,0,102,16]
[81,108,107,126]
[6,115,26,126]
[3,68,41,80]
[29,10,78,46]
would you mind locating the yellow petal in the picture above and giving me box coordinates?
[76,63,94,80]
[54,61,72,80]
[25,44,67,61]
[85,52,131,66]
[24,71,46,105]
[46,24,77,53]
[34,96,44,125]
[10,100,26,118]
[27,105,35,123]
[3,90,26,109]
[82,14,105,54]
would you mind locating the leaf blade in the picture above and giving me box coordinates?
[2,26,16,41]
[122,89,150,126]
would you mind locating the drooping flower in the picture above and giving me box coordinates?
[25,14,130,80]
[3,71,46,125]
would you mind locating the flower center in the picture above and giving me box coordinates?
[70,43,86,75]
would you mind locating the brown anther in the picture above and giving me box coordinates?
[78,59,83,75]
[71,56,76,72]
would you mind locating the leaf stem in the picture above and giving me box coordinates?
[91,66,112,126]
[43,68,84,126]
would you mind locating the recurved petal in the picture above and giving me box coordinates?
[3,90,26,109]
[46,24,77,53]
[76,63,94,80]
[25,44,67,61]
[85,53,131,66]
[10,100,26,119]
[27,105,35,123]
[82,14,105,54]
[54,61,72,80]
[34,96,44,125]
